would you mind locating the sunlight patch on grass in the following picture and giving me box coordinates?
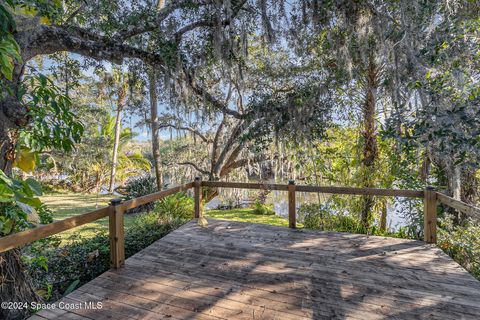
[206,208,291,227]
[40,192,138,243]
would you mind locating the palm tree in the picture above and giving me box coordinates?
[100,115,151,192]
[96,68,134,193]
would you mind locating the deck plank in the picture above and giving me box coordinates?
[32,219,480,320]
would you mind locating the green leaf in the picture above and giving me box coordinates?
[0,184,14,202]
[64,280,80,295]
[0,53,13,80]
[25,178,42,196]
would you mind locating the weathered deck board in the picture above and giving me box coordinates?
[33,219,480,320]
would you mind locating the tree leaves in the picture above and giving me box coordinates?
[0,169,44,235]
[18,73,85,157]
[0,0,21,81]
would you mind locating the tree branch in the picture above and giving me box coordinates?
[180,66,248,119]
[211,117,226,174]
[220,154,282,177]
[114,0,194,40]
[177,162,209,175]
[158,123,210,143]
[212,118,252,175]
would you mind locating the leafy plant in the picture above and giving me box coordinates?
[155,192,194,222]
[18,73,84,158]
[252,201,275,215]
[438,215,480,280]
[0,0,22,81]
[25,210,180,302]
[124,174,157,212]
[37,204,54,224]
[298,202,363,233]
[0,169,43,235]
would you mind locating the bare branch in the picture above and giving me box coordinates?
[158,123,210,143]
[177,162,209,175]
[181,66,248,119]
[220,154,282,177]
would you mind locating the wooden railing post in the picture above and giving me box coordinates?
[424,186,437,244]
[194,177,202,218]
[109,198,125,269]
[288,180,296,229]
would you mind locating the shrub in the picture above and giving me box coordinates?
[24,233,110,302]
[37,204,54,224]
[24,210,181,302]
[124,175,158,213]
[298,203,363,233]
[155,192,194,222]
[438,215,480,280]
[252,202,275,215]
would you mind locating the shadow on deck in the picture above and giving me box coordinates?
[31,219,480,320]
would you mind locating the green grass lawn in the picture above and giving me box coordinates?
[206,208,291,227]
[40,192,294,243]
[40,192,138,243]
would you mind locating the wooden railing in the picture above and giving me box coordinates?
[1,178,479,269]
[0,182,193,269]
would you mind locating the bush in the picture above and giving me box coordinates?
[37,204,54,224]
[298,203,363,233]
[438,215,480,280]
[24,234,110,301]
[24,210,181,302]
[252,202,275,215]
[155,192,194,222]
[124,175,158,213]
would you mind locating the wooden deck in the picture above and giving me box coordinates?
[32,219,480,320]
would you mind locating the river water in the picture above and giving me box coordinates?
[206,189,422,232]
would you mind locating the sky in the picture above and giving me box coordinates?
[34,53,175,142]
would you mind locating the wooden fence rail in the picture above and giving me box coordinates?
[436,192,480,219]
[1,178,478,268]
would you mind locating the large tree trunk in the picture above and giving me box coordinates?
[0,86,29,175]
[148,70,163,190]
[360,52,379,228]
[108,88,126,193]
[1,69,41,319]
[0,249,40,320]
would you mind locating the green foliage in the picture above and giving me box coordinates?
[37,204,53,224]
[0,34,21,81]
[298,201,424,240]
[155,193,194,222]
[0,169,43,235]
[18,73,84,154]
[24,210,180,302]
[15,0,64,24]
[0,0,22,81]
[438,215,480,280]
[252,201,275,215]
[124,174,157,200]
[298,203,363,233]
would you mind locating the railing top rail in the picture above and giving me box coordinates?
[122,182,194,211]
[202,181,424,198]
[0,182,195,254]
[0,207,110,253]
[7,180,476,253]
[436,192,480,219]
